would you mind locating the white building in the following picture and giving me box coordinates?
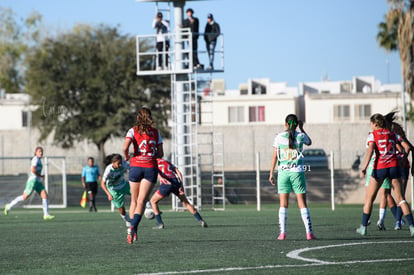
[0,92,31,130]
[203,76,405,125]
[204,79,299,126]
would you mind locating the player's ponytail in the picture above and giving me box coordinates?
[135,107,154,135]
[285,114,298,149]
[384,111,398,130]
[103,154,115,166]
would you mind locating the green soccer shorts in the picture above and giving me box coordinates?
[108,184,131,209]
[277,170,306,194]
[24,178,45,196]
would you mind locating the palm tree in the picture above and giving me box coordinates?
[379,0,414,96]
[378,1,414,124]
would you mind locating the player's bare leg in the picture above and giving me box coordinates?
[178,194,207,227]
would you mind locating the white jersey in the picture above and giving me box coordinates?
[102,162,129,191]
[272,131,311,172]
[29,156,43,181]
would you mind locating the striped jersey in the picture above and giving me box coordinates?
[102,162,129,191]
[30,156,43,181]
[157,159,177,184]
[272,131,311,172]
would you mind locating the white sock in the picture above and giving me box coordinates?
[8,195,24,210]
[300,208,313,234]
[279,207,288,234]
[379,208,386,223]
[42,198,49,216]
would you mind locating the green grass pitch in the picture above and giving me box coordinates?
[1,204,414,274]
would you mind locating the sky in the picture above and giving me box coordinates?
[2,0,401,90]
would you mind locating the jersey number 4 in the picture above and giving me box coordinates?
[138,140,157,156]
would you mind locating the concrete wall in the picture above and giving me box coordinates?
[200,121,414,171]
[1,120,414,173]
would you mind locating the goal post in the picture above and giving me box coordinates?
[0,156,67,209]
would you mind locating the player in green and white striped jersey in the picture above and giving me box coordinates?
[4,146,55,220]
[101,154,131,228]
[269,114,314,240]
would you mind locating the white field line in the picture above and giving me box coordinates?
[286,240,414,263]
[134,240,414,275]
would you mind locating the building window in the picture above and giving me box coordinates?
[249,106,265,122]
[228,106,244,123]
[333,105,350,121]
[251,81,267,95]
[355,104,371,120]
[22,111,28,127]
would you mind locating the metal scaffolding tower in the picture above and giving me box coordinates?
[136,0,225,210]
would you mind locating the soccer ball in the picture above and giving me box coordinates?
[144,208,155,220]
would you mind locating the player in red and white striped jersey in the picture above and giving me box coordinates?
[358,113,414,236]
[123,107,164,244]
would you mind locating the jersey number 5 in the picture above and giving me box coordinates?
[378,139,395,156]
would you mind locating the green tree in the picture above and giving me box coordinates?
[25,24,170,164]
[377,0,414,97]
[0,8,42,93]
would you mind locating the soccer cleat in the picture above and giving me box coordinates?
[152,223,164,229]
[377,220,386,231]
[277,233,286,240]
[133,233,137,241]
[200,221,208,228]
[4,204,9,216]
[410,225,414,237]
[394,221,402,230]
[307,232,316,240]
[43,214,55,221]
[127,226,134,244]
[356,225,367,236]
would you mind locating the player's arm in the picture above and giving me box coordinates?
[156,144,164,159]
[401,140,411,160]
[410,146,414,177]
[123,138,132,161]
[360,142,375,178]
[174,167,183,182]
[31,165,43,178]
[81,168,86,189]
[100,179,113,201]
[269,147,278,185]
[298,120,312,146]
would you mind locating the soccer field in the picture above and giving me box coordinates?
[1,204,414,275]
